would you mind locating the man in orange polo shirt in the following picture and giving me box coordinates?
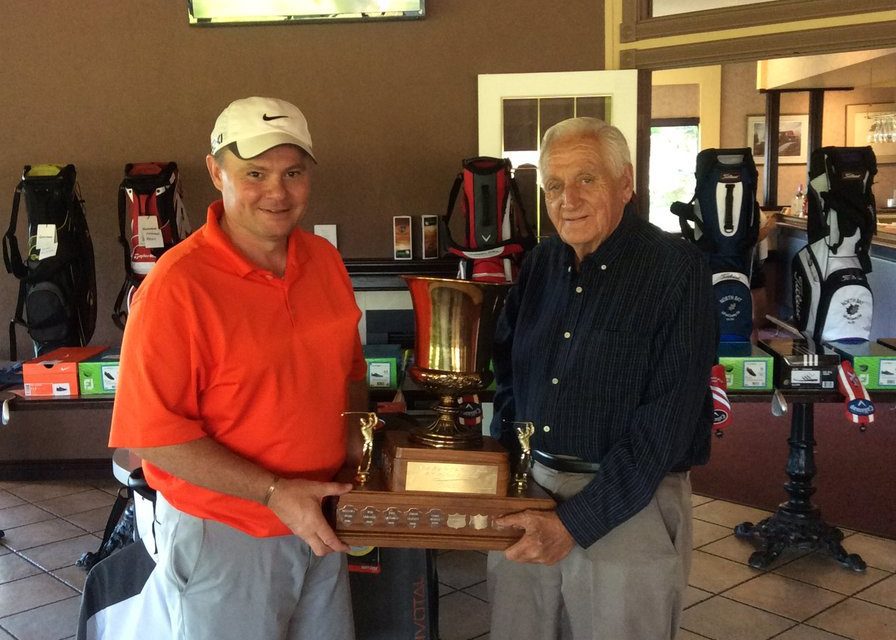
[109,96,367,639]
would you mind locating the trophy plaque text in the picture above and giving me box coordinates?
[330,277,554,551]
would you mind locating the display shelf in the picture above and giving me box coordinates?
[3,391,114,412]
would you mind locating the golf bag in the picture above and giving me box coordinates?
[113,162,190,329]
[792,146,877,343]
[671,148,760,342]
[3,164,96,360]
[442,157,534,283]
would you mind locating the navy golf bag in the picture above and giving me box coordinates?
[672,148,760,342]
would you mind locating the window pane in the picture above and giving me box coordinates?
[512,164,540,236]
[539,98,575,140]
[649,125,699,232]
[575,96,609,121]
[503,99,538,152]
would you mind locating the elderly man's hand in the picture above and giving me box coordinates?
[497,509,575,565]
[267,477,353,556]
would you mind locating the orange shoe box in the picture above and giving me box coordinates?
[23,346,107,397]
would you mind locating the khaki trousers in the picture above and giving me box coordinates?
[152,494,354,640]
[488,464,693,640]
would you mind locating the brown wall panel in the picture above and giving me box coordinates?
[0,0,603,358]
[0,1,602,460]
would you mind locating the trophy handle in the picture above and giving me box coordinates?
[343,411,380,485]
[511,421,535,494]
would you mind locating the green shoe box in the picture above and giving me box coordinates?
[77,347,121,396]
[717,342,773,391]
[363,344,401,390]
[826,340,896,390]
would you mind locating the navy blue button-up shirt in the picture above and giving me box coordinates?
[490,208,717,548]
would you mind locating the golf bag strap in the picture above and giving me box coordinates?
[112,184,136,330]
[111,277,137,331]
[670,199,705,246]
[507,174,535,245]
[2,183,27,280]
[820,190,874,272]
[117,183,135,279]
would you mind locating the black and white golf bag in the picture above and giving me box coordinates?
[792,146,877,344]
[672,148,760,342]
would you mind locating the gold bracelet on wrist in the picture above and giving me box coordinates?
[262,476,281,507]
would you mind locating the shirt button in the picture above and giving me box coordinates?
[551,377,559,384]
[575,286,583,294]
[563,331,571,339]
[600,264,607,271]
[543,425,551,432]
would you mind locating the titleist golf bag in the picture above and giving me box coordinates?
[672,148,760,342]
[442,157,534,283]
[3,164,97,360]
[792,146,877,343]
[113,162,190,329]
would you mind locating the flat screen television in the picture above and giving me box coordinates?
[188,0,425,25]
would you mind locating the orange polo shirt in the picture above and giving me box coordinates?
[109,200,365,537]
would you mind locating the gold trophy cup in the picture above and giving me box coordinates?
[331,276,554,550]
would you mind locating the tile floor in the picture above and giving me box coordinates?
[1,479,895,640]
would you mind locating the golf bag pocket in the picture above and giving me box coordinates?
[792,240,872,343]
[713,271,753,342]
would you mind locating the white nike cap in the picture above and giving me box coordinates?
[210,96,316,161]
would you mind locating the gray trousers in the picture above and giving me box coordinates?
[488,464,693,640]
[153,494,354,640]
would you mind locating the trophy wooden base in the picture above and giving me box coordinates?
[328,430,555,550]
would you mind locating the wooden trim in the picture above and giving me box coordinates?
[763,92,781,208]
[651,117,700,127]
[635,69,652,220]
[620,0,894,43]
[620,20,896,70]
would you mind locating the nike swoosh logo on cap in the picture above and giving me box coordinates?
[262,114,288,121]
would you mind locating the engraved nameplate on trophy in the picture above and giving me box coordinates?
[331,277,554,551]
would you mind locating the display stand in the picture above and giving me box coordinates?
[729,390,893,572]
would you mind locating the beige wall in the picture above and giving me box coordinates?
[653,62,896,207]
[719,62,896,206]
[0,1,603,462]
[652,84,699,119]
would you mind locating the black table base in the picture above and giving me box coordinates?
[733,402,866,572]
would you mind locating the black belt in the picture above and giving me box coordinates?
[532,450,691,475]
[532,450,601,473]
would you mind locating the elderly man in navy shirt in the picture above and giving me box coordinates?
[488,117,717,640]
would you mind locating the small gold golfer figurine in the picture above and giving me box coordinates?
[512,421,535,493]
[343,412,380,485]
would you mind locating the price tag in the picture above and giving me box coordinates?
[35,224,58,258]
[138,216,164,249]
